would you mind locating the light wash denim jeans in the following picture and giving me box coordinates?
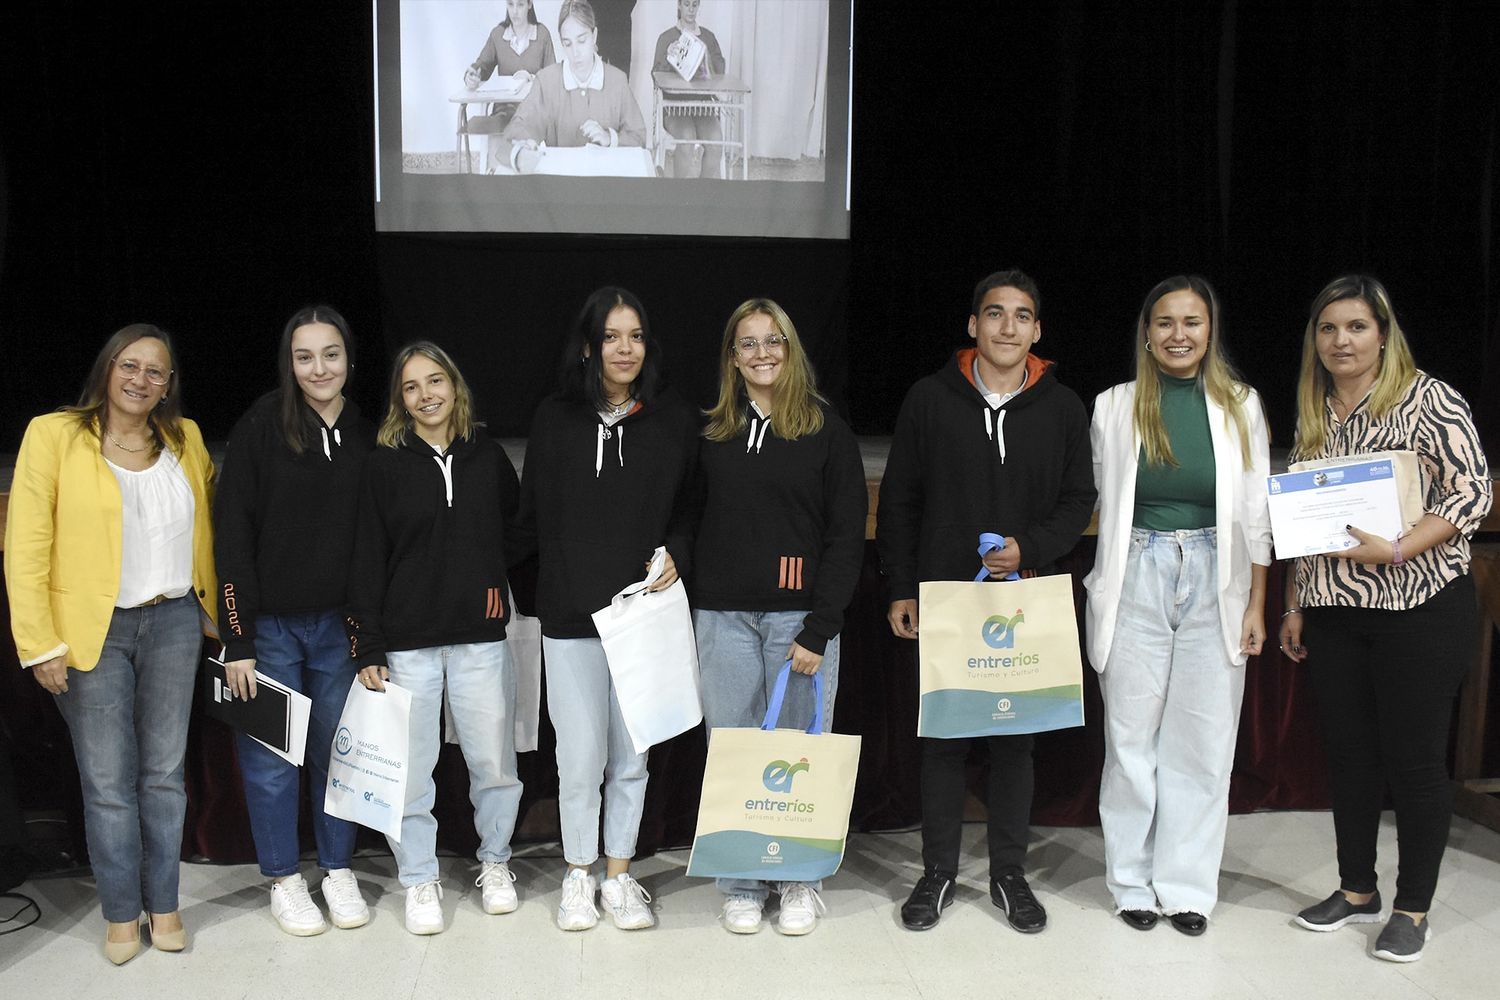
[53,595,202,922]
[385,640,522,887]
[1098,528,1245,917]
[694,609,841,901]
[237,610,358,877]
[542,636,649,866]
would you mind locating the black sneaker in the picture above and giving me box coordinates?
[1294,890,1383,932]
[1373,913,1431,963]
[990,871,1047,933]
[900,874,955,931]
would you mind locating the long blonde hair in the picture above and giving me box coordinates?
[703,298,826,442]
[377,341,479,448]
[1132,275,1255,470]
[1292,275,1417,458]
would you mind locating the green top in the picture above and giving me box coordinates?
[1133,374,1216,530]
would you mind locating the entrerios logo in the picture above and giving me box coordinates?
[982,609,1025,649]
[746,757,816,814]
[762,757,810,794]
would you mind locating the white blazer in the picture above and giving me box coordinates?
[1083,381,1273,671]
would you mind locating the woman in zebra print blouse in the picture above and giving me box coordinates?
[1278,274,1491,963]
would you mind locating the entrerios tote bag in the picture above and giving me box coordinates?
[688,663,861,882]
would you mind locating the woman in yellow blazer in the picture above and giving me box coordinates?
[4,324,217,965]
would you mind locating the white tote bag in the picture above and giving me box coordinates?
[590,546,703,754]
[325,678,413,842]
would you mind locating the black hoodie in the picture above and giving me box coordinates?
[877,349,1096,601]
[214,391,375,662]
[345,431,520,666]
[516,389,699,639]
[689,402,867,654]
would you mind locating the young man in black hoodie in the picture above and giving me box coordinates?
[877,269,1096,933]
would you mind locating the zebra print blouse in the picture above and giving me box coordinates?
[1292,373,1492,611]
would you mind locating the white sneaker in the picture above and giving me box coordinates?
[776,882,825,936]
[556,869,599,931]
[270,873,327,936]
[721,893,764,934]
[476,861,519,915]
[599,873,654,930]
[405,881,445,935]
[321,868,370,929]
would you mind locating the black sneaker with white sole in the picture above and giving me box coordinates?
[1373,913,1431,962]
[1294,890,1382,932]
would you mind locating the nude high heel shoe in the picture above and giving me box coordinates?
[104,921,142,965]
[148,911,187,952]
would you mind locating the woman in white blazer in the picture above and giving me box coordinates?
[1083,275,1272,936]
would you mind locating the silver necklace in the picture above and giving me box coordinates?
[105,429,147,453]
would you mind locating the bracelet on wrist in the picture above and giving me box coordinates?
[1391,535,1405,566]
[1281,608,1303,618]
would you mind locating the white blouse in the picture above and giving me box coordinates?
[107,449,196,608]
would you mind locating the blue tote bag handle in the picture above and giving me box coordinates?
[975,531,1021,582]
[761,660,824,735]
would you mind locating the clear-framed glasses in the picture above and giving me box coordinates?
[114,357,172,386]
[734,333,788,356]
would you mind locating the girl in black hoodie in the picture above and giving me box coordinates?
[215,305,374,937]
[691,298,867,936]
[517,287,698,932]
[346,342,524,937]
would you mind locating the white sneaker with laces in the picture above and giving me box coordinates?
[776,882,826,936]
[405,880,445,935]
[721,893,765,934]
[599,873,654,930]
[270,873,327,936]
[556,869,599,931]
[477,861,519,914]
[321,868,370,929]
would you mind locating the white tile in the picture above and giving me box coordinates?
[4,812,1499,1000]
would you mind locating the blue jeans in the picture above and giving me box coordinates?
[542,637,649,866]
[53,596,202,921]
[694,609,841,900]
[1098,528,1244,917]
[385,641,522,887]
[236,611,358,877]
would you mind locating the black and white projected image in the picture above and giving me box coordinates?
[399,0,832,181]
[375,0,851,237]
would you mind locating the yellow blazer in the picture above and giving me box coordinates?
[4,411,219,671]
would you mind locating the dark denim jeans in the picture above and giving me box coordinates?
[236,610,359,877]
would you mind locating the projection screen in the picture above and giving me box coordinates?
[373,0,853,238]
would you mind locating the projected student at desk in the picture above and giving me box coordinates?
[653,0,726,179]
[461,0,556,134]
[499,0,647,174]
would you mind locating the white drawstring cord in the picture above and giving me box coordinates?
[432,453,454,507]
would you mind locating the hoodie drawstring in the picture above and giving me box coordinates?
[432,453,454,507]
[318,426,344,462]
[595,423,626,478]
[981,406,1007,464]
[746,415,771,454]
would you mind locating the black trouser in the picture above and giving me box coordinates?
[1302,574,1475,913]
[919,734,1034,880]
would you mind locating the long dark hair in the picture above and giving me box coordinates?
[62,323,186,456]
[557,286,663,410]
[277,305,355,455]
[501,0,539,29]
